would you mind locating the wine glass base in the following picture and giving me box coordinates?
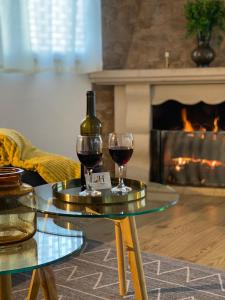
[79,189,101,197]
[111,185,132,195]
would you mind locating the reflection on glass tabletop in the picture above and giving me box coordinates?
[20,179,179,219]
[0,217,84,275]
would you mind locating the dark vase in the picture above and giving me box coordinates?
[191,34,215,67]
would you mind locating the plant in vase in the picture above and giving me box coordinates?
[184,0,225,67]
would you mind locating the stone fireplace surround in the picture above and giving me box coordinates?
[89,68,225,183]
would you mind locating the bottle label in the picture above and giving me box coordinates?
[85,172,112,190]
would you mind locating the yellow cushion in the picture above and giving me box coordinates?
[0,128,80,183]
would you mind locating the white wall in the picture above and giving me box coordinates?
[0,72,91,160]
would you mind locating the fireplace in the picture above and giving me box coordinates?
[89,68,225,183]
[151,100,225,187]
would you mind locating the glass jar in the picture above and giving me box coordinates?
[0,167,37,245]
[0,237,37,271]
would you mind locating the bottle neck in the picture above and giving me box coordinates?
[86,94,96,117]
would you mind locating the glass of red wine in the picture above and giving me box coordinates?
[108,132,134,194]
[76,135,103,196]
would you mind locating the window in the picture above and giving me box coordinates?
[0,0,102,72]
[28,0,84,55]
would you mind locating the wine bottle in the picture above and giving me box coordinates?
[80,91,102,188]
[80,91,102,136]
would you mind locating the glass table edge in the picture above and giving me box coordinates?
[30,197,179,219]
[0,234,86,276]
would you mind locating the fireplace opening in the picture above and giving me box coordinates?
[151,100,225,187]
[153,100,225,131]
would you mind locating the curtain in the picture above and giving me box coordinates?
[0,0,102,73]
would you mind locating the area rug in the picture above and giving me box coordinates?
[12,240,225,300]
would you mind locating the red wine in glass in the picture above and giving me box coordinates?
[109,147,133,166]
[108,133,134,194]
[76,135,103,197]
[77,152,102,170]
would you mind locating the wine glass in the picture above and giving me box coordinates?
[108,132,134,194]
[76,135,103,196]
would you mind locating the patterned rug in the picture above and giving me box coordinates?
[13,240,225,300]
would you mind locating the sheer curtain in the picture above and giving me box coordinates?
[0,0,102,73]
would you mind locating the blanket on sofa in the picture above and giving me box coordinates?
[0,128,80,183]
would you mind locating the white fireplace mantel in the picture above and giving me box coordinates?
[90,68,225,104]
[89,68,225,182]
[89,68,225,84]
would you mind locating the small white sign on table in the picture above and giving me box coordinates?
[85,172,112,190]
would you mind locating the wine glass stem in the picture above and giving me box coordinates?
[87,169,94,192]
[118,165,125,188]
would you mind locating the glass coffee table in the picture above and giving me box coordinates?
[21,180,179,300]
[0,216,84,300]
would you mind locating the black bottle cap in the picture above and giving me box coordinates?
[87,90,95,97]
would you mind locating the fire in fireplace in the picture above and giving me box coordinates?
[151,100,225,187]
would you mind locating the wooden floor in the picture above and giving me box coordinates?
[79,190,225,271]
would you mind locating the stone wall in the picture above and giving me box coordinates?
[94,85,115,174]
[102,0,225,69]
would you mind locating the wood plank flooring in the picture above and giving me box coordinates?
[80,191,225,271]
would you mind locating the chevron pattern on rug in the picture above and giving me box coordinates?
[12,240,225,299]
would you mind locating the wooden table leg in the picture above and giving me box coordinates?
[115,220,127,296]
[121,216,148,300]
[27,266,58,300]
[0,274,12,300]
[38,266,58,300]
[27,269,40,300]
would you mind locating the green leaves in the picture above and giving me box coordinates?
[184,0,225,39]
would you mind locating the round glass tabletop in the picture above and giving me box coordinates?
[0,217,85,275]
[20,180,179,219]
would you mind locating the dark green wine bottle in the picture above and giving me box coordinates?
[80,91,102,136]
[80,91,102,188]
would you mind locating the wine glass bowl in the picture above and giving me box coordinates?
[77,152,102,170]
[109,147,133,167]
[108,133,134,194]
[76,135,103,196]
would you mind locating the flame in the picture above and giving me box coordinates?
[181,108,220,132]
[173,157,223,169]
[181,108,194,132]
[213,117,219,132]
